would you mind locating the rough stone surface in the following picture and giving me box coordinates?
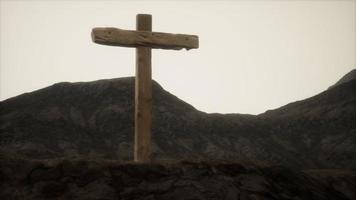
[0,158,355,200]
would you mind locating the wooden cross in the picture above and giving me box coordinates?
[91,14,199,162]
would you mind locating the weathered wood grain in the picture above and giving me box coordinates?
[134,14,152,162]
[91,27,199,50]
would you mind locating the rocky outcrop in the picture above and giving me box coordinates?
[1,158,355,200]
[0,71,355,169]
[1,70,355,199]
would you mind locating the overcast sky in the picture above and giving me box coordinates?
[1,0,355,114]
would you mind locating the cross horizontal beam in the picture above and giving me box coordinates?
[91,27,199,50]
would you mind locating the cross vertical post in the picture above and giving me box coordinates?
[135,14,152,162]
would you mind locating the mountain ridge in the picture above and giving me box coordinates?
[1,71,355,170]
[329,69,356,89]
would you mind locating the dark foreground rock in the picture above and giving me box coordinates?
[1,158,355,200]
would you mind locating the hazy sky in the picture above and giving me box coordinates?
[1,0,355,114]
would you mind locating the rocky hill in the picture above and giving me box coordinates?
[1,69,356,199]
[0,70,355,170]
